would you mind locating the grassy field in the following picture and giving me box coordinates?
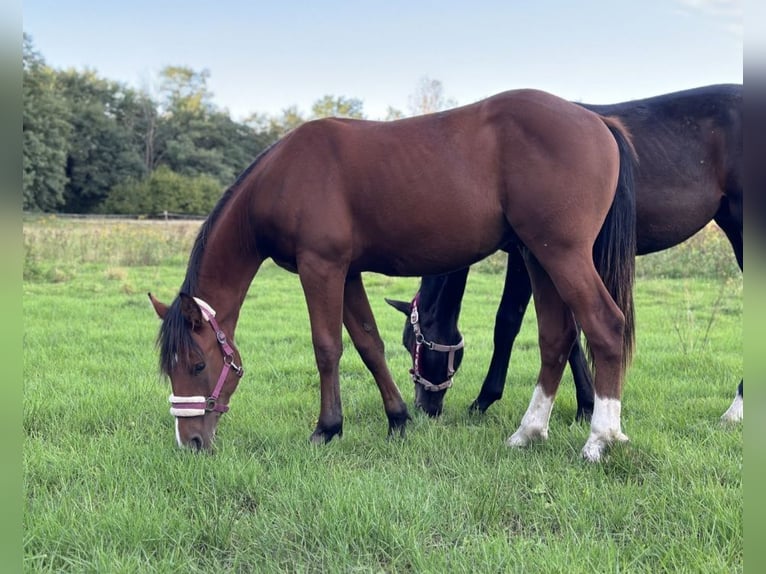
[23,217,742,573]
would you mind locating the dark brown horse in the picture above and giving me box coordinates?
[149,88,637,462]
[388,84,742,423]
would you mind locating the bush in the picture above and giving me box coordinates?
[100,166,223,216]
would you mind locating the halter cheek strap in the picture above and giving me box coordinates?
[168,297,244,417]
[409,298,464,392]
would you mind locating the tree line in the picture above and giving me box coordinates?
[23,34,455,216]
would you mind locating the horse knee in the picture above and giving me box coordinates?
[312,339,342,374]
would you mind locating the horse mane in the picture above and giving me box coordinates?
[157,143,277,375]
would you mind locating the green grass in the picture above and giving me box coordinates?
[24,219,742,573]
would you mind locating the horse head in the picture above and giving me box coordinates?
[385,278,466,417]
[149,292,244,451]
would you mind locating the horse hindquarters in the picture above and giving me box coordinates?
[507,116,637,462]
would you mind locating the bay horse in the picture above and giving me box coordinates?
[148,88,637,462]
[387,84,742,424]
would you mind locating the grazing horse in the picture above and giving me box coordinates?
[387,84,742,423]
[149,88,637,462]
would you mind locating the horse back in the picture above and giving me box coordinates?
[244,89,624,275]
[583,84,742,254]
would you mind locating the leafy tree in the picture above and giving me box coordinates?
[157,66,215,116]
[22,33,70,211]
[153,66,269,187]
[311,95,365,119]
[55,69,146,212]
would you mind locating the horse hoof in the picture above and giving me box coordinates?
[720,394,743,423]
[575,407,594,423]
[506,425,548,449]
[309,422,343,444]
[582,432,629,462]
[468,400,486,414]
[581,441,604,462]
[506,432,529,448]
[387,409,410,439]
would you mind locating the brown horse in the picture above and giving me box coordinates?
[149,88,637,462]
[387,84,742,423]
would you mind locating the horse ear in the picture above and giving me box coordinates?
[385,298,411,316]
[148,292,168,319]
[178,293,204,329]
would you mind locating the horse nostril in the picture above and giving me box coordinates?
[188,435,203,451]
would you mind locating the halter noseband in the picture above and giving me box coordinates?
[168,297,244,417]
[409,297,464,392]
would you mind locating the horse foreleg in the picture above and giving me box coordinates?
[568,329,595,422]
[721,379,743,423]
[343,274,410,438]
[472,246,532,413]
[507,254,576,448]
[715,206,744,421]
[298,254,347,444]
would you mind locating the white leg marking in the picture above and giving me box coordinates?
[175,418,183,448]
[582,395,629,462]
[720,393,743,423]
[507,385,555,448]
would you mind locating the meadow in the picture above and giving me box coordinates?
[23,216,742,573]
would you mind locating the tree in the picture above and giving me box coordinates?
[152,66,270,187]
[157,66,215,116]
[22,33,70,211]
[407,76,457,116]
[311,95,365,119]
[56,69,146,212]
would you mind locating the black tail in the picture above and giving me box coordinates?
[589,117,637,370]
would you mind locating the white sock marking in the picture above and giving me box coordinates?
[507,385,555,447]
[720,392,743,423]
[582,395,629,462]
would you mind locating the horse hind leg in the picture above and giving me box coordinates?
[342,274,410,437]
[507,253,577,448]
[550,257,630,462]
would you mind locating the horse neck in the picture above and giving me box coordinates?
[418,269,469,340]
[191,201,262,335]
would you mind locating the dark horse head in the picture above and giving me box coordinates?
[386,268,469,416]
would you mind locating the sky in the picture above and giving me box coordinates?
[22,0,743,121]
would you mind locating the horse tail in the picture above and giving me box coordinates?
[589,116,638,370]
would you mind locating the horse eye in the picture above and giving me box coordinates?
[193,362,206,375]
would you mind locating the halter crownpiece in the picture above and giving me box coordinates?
[192,296,216,321]
[168,296,243,417]
[409,297,464,392]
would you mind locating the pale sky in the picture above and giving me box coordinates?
[23,0,743,121]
